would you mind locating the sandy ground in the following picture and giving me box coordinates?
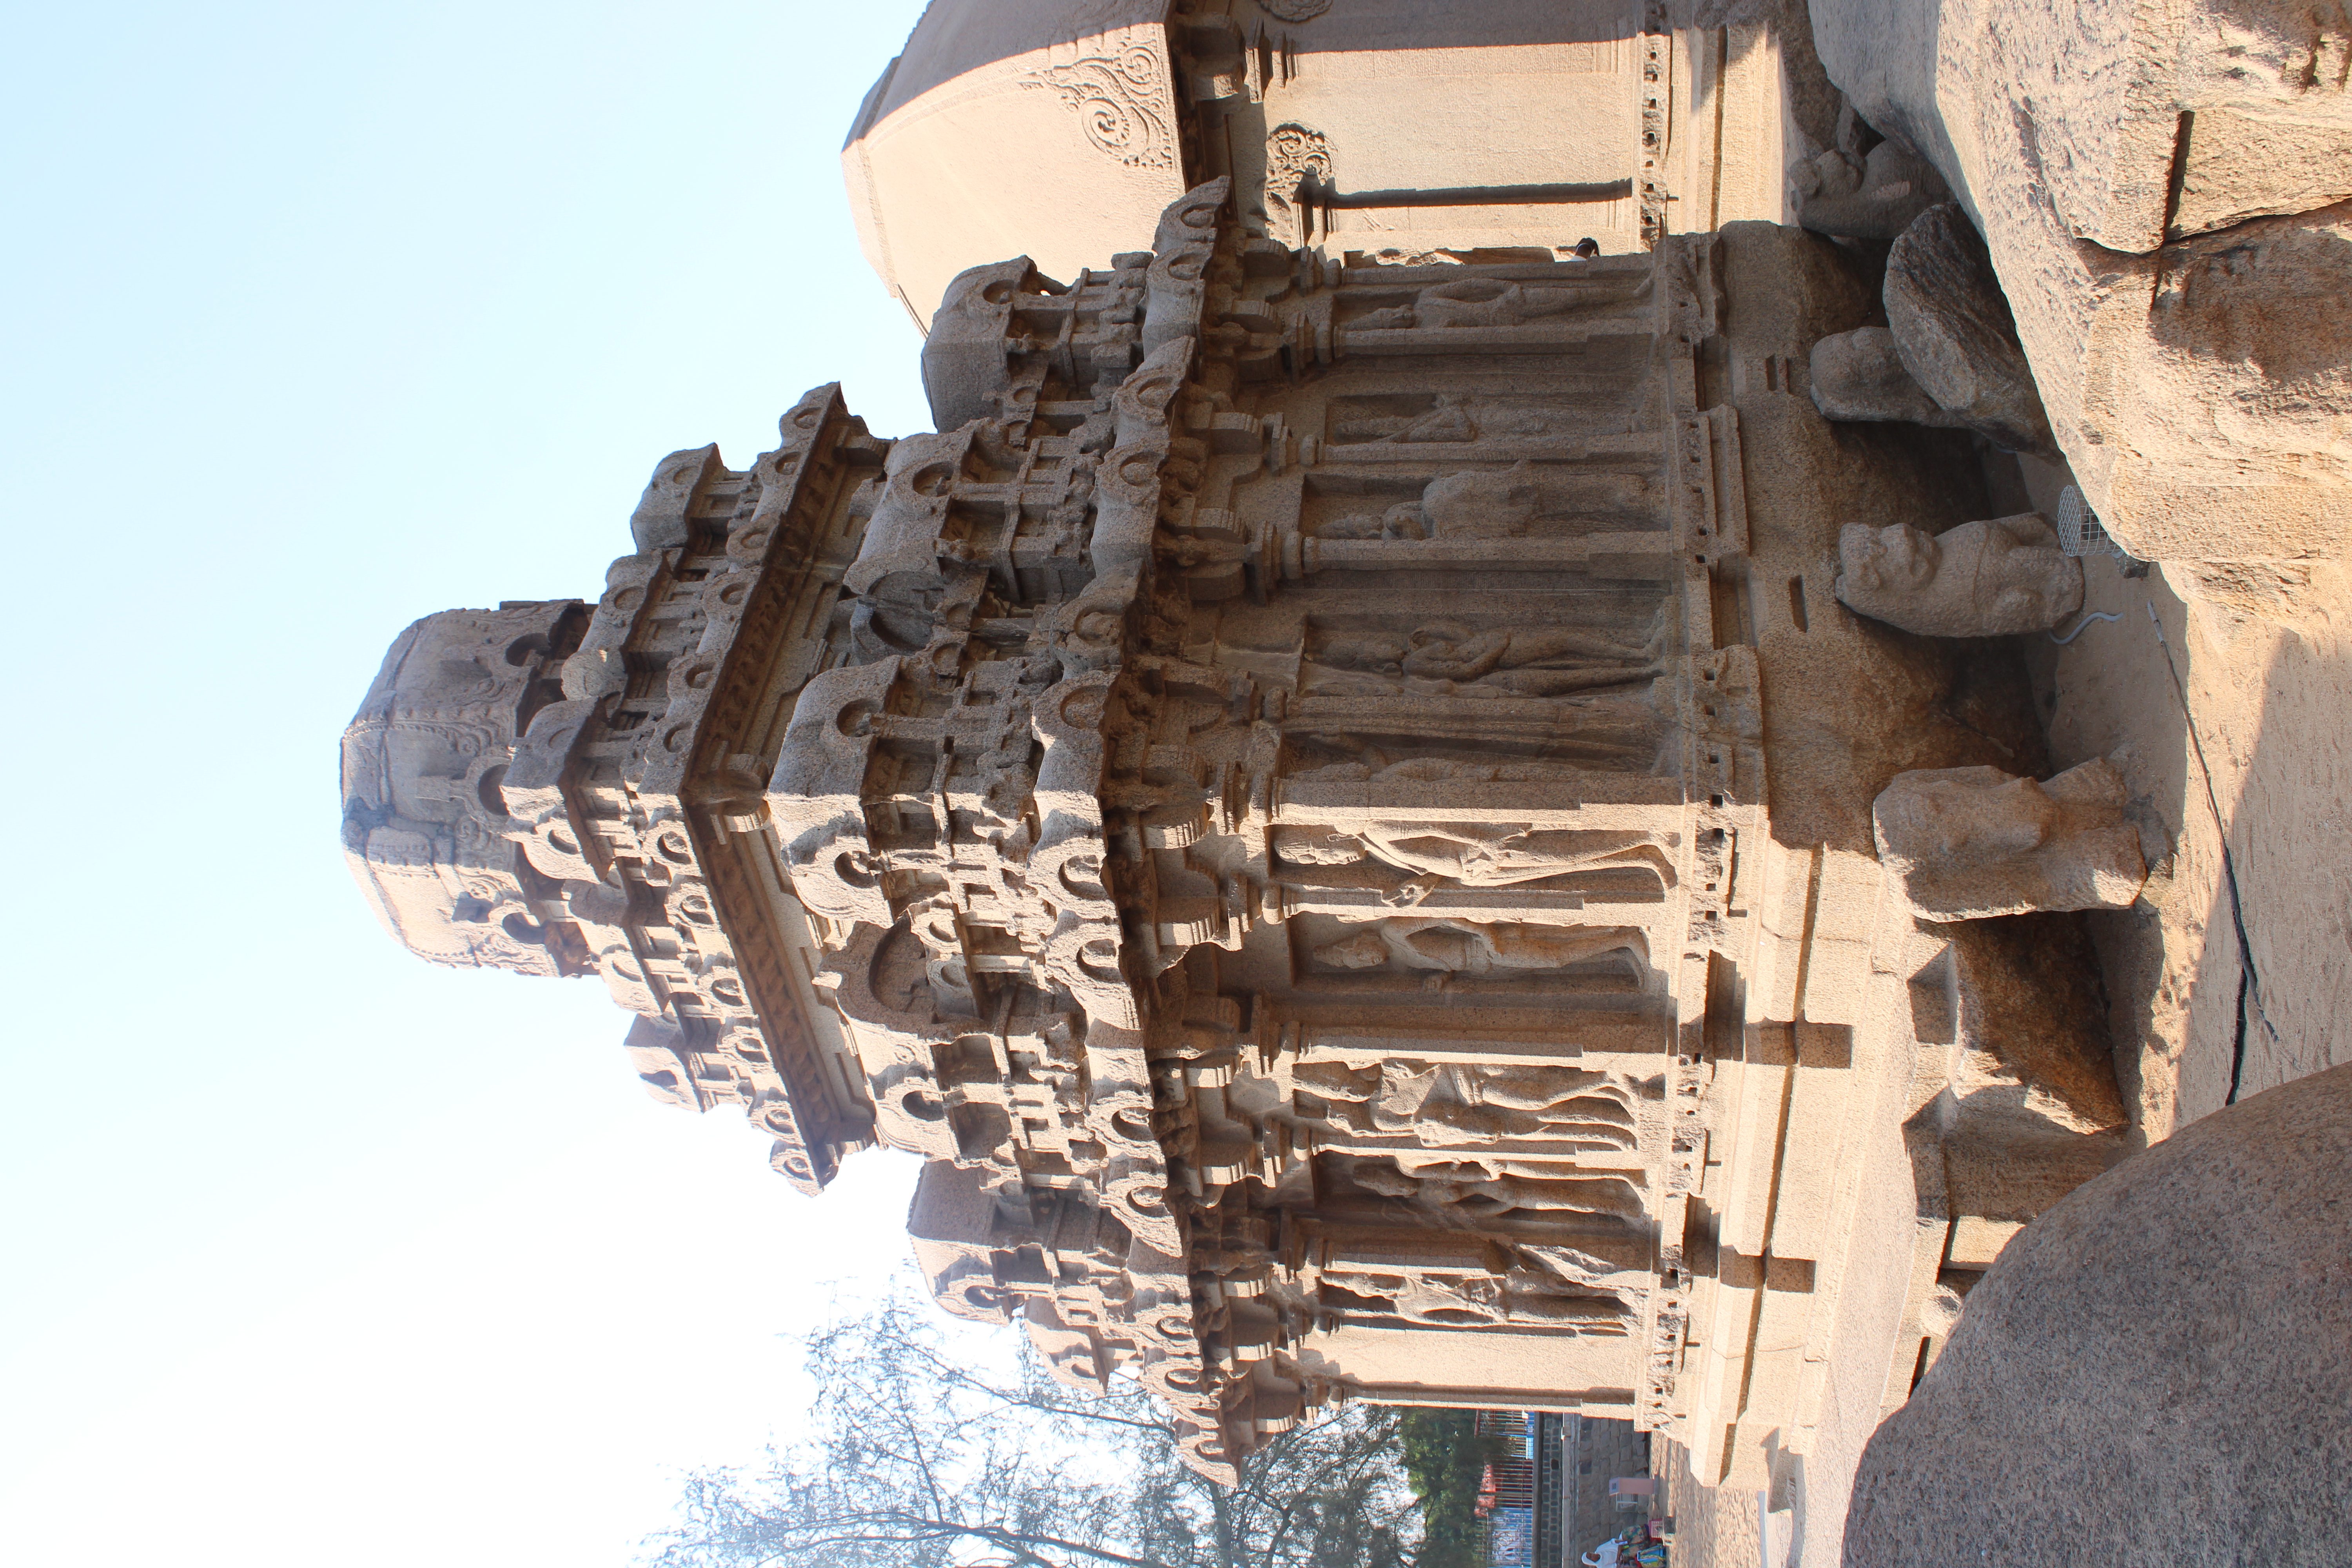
[1649,503,2352,1568]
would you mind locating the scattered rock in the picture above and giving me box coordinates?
[1808,0,2352,563]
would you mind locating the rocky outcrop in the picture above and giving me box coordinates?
[1845,1062,2352,1567]
[1809,0,2352,564]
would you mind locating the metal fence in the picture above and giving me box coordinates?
[1470,1410,1568,1568]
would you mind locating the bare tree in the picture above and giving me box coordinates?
[639,1280,1417,1568]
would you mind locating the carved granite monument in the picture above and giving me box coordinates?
[345,178,2126,1491]
[1835,515,2084,637]
[1874,759,2150,920]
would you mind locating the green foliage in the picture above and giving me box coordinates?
[1394,1411,1510,1568]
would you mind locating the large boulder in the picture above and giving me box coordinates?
[1844,1062,2352,1567]
[1809,0,2352,563]
[1882,204,2054,457]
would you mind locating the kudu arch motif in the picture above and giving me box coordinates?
[346,181,2125,1488]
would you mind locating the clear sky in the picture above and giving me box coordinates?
[0,2,966,1562]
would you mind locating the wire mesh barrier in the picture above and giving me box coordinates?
[2054,485,2122,558]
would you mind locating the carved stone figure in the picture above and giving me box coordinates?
[1421,465,1653,536]
[1350,277,1639,331]
[1294,1060,1637,1147]
[1359,825,1673,897]
[1296,631,1417,693]
[1328,1269,1630,1332]
[1347,1155,1646,1223]
[1810,326,1962,430]
[1836,514,2084,637]
[1322,465,1659,541]
[1310,918,1644,976]
[1400,623,1659,694]
[1793,139,1951,240]
[1328,395,1576,446]
[1874,758,2149,919]
[1300,622,1656,699]
[1272,824,1673,903]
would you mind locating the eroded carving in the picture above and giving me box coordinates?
[1277,824,1673,903]
[1024,34,1178,171]
[1349,275,1651,332]
[1874,759,2150,919]
[1261,123,1331,247]
[1836,515,2085,636]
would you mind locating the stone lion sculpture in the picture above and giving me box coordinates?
[1836,514,2083,636]
[1873,758,2148,919]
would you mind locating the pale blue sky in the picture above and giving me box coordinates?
[0,3,969,1562]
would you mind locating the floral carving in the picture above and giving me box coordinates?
[1263,123,1332,245]
[1022,36,1176,171]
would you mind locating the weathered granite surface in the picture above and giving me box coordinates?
[1846,1061,2352,1567]
[1880,203,2053,458]
[1811,0,2352,563]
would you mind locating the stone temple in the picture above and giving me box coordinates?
[342,0,2348,1513]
